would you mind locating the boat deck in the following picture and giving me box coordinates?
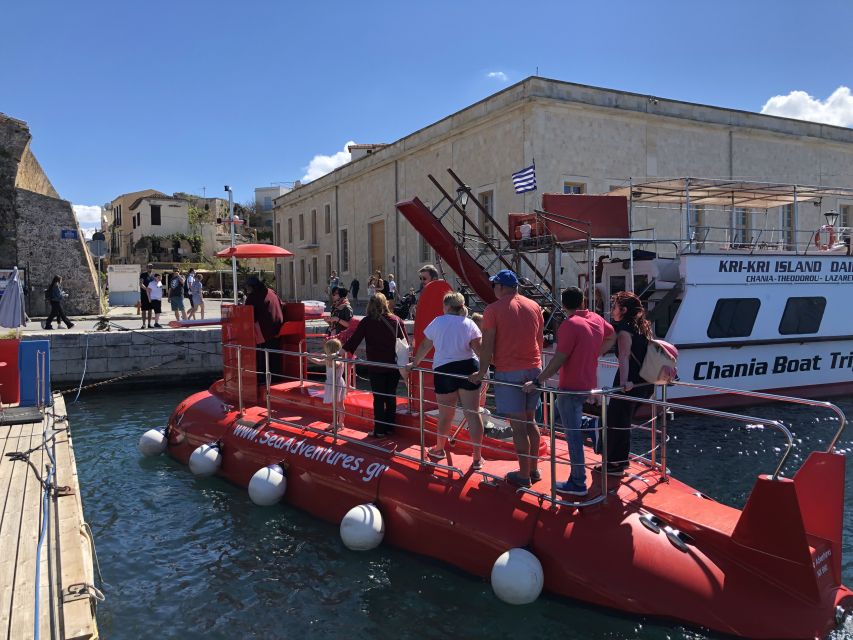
[0,394,99,640]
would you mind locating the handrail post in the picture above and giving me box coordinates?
[650,384,658,470]
[265,349,272,425]
[331,357,338,444]
[418,369,425,462]
[236,346,244,417]
[660,384,668,481]
[600,395,608,502]
[549,389,557,506]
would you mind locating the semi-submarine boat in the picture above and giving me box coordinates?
[139,280,853,640]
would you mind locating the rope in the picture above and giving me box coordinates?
[81,522,104,591]
[57,355,184,396]
[71,333,90,403]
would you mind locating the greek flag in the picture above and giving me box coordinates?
[512,163,536,194]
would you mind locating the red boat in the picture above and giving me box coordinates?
[141,297,853,639]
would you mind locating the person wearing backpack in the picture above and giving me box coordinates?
[168,268,187,322]
[601,290,654,476]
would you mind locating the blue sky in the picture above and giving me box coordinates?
[2,0,851,232]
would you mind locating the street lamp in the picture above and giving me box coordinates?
[824,210,839,228]
[457,184,470,241]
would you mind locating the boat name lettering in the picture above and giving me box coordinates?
[232,424,388,482]
[713,258,853,283]
[814,549,832,578]
[693,353,853,380]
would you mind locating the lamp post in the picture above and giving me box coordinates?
[824,210,839,229]
[225,186,237,304]
[456,184,470,242]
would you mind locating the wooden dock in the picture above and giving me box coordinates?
[0,394,99,640]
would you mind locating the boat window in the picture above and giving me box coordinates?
[655,300,681,339]
[609,275,626,295]
[707,298,760,338]
[778,297,826,335]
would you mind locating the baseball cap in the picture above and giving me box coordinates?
[489,269,519,286]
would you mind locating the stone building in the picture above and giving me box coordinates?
[0,113,100,315]
[272,77,853,301]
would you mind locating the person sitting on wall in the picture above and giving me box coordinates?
[244,275,284,385]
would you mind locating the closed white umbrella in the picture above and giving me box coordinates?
[0,267,28,333]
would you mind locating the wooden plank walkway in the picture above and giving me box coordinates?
[0,394,99,640]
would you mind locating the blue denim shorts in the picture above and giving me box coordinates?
[493,368,541,415]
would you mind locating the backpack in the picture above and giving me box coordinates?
[636,339,678,385]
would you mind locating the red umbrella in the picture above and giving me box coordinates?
[215,244,294,259]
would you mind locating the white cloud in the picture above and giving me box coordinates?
[72,204,102,228]
[301,140,356,182]
[487,71,508,82]
[760,86,853,127]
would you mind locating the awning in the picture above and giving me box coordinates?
[215,244,294,259]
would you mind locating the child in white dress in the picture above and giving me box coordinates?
[310,338,348,430]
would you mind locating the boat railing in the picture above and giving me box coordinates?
[222,341,814,506]
[668,380,848,453]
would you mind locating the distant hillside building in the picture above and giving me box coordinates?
[0,113,100,315]
[255,185,291,229]
[272,77,853,301]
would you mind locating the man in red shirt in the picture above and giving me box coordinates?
[525,286,615,496]
[470,269,544,488]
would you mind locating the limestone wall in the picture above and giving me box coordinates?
[15,145,59,198]
[22,327,223,387]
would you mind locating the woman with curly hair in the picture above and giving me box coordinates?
[602,290,652,476]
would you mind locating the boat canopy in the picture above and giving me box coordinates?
[609,178,853,209]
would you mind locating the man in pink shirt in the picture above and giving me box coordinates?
[525,286,615,496]
[470,269,544,488]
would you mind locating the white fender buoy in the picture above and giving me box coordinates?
[491,548,544,605]
[248,464,287,506]
[138,428,168,457]
[340,503,385,551]
[189,442,222,477]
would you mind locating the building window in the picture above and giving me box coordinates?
[707,298,761,338]
[325,254,332,282]
[779,297,826,335]
[311,209,317,244]
[419,235,432,263]
[288,218,293,243]
[132,217,137,229]
[781,204,796,249]
[299,214,304,241]
[340,228,349,272]
[311,256,318,284]
[151,205,161,226]
[114,204,122,226]
[275,222,281,246]
[263,196,272,211]
[840,203,852,228]
[324,204,331,234]
[733,208,750,244]
[287,261,295,299]
[299,259,305,286]
[136,212,141,225]
[478,190,494,237]
[563,182,586,195]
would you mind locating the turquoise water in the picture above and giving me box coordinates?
[67,387,853,639]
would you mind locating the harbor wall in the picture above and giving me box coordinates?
[21,328,223,388]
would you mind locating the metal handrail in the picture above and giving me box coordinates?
[669,380,848,453]
[609,390,793,480]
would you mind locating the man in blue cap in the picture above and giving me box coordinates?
[470,269,544,488]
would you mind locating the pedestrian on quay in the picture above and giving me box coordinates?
[350,277,360,302]
[469,269,544,488]
[185,269,196,318]
[406,291,484,469]
[168,268,187,322]
[146,273,164,328]
[325,287,353,337]
[523,287,615,496]
[189,272,205,320]
[43,275,74,330]
[328,270,340,302]
[343,293,407,437]
[367,276,377,298]
[387,274,397,301]
[244,276,284,385]
[140,262,154,328]
[602,291,653,476]
[417,264,440,291]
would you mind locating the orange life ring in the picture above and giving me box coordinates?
[814,224,836,250]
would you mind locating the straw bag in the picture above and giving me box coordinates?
[634,339,678,384]
[382,315,410,368]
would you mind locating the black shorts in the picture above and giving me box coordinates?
[434,358,480,395]
[151,299,162,314]
[141,295,153,311]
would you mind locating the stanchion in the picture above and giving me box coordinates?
[661,385,668,481]
[418,369,425,462]
[600,398,608,502]
[651,385,658,470]
[265,349,272,425]
[548,389,557,505]
[331,358,338,444]
[237,347,244,417]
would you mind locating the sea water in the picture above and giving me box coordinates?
[67,387,853,639]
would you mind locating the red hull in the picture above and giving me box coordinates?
[166,381,852,640]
